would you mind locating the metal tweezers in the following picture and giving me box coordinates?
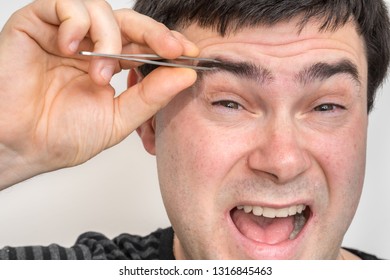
[79,51,218,71]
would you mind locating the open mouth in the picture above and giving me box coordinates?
[230,204,311,245]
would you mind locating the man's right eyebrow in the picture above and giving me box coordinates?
[196,58,274,84]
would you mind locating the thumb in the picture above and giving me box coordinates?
[109,67,197,146]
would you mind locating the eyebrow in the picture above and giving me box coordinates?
[196,58,273,84]
[296,59,361,87]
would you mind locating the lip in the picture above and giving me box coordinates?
[226,202,313,259]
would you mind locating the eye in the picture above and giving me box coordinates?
[212,100,243,110]
[314,103,345,112]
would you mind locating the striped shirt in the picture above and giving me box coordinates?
[0,227,381,260]
[0,227,175,260]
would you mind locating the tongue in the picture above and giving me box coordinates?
[231,209,295,245]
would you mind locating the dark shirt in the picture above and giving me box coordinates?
[0,227,381,260]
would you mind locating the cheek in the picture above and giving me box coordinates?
[156,120,238,190]
[154,107,250,212]
[317,117,367,214]
[154,115,213,214]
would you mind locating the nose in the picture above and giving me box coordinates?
[247,117,311,184]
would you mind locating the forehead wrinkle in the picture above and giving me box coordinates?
[296,59,361,88]
[196,57,274,85]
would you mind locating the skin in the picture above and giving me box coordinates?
[136,18,368,259]
[0,0,368,260]
[0,0,199,189]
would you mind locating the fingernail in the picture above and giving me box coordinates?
[69,40,79,53]
[100,65,114,82]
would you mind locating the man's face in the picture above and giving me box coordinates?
[140,18,368,259]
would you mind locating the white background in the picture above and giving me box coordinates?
[0,0,389,259]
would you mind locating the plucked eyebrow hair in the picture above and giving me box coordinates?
[196,57,361,88]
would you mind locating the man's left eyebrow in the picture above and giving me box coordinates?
[296,59,361,86]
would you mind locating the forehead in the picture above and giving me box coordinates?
[181,18,367,78]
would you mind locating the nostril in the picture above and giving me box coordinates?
[246,135,311,184]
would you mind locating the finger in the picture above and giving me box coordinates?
[119,31,200,58]
[110,68,197,146]
[31,0,122,85]
[83,0,122,85]
[170,31,200,57]
[30,0,91,55]
[115,9,199,59]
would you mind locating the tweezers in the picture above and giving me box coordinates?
[79,51,218,71]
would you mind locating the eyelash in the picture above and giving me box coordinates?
[211,100,243,110]
[314,103,346,112]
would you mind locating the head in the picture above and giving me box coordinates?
[133,0,390,259]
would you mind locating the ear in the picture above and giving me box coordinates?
[128,69,157,155]
[136,117,157,155]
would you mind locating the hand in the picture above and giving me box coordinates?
[0,0,199,189]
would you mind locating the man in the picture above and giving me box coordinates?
[0,0,389,259]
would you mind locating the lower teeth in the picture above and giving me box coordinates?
[289,212,306,240]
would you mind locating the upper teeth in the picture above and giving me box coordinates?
[237,204,307,218]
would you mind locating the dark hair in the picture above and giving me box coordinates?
[133,0,390,112]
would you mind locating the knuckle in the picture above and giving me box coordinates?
[87,0,113,11]
[76,15,91,30]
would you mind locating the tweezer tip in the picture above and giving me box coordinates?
[79,51,93,56]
